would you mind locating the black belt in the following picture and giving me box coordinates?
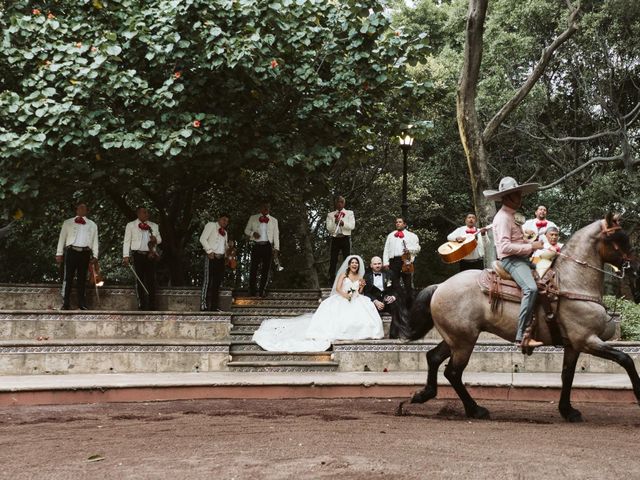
[255,241,271,245]
[67,246,90,252]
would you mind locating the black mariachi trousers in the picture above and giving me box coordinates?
[132,251,157,310]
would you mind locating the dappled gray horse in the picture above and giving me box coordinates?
[398,214,639,422]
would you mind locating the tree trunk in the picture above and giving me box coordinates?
[293,193,320,289]
[457,0,495,228]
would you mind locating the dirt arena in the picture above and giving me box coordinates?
[1,397,639,479]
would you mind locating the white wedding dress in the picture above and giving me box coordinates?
[252,277,384,352]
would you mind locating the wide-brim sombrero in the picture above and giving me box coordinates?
[483,176,539,201]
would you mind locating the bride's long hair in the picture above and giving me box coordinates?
[344,256,360,276]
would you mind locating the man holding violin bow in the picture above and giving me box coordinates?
[56,201,99,310]
[123,206,162,311]
[199,213,231,312]
[383,217,420,308]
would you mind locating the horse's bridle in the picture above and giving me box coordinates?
[558,220,632,279]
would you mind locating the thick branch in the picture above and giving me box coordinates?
[482,2,581,143]
[539,154,629,190]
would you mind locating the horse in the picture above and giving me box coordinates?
[397,213,639,422]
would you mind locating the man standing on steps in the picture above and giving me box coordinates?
[200,213,230,312]
[326,195,355,283]
[56,201,99,310]
[244,202,279,297]
[383,217,420,308]
[123,206,162,311]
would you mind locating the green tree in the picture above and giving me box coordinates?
[0,0,428,284]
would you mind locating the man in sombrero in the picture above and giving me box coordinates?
[484,177,544,348]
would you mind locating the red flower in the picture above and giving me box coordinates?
[192,120,201,128]
[394,31,400,36]
[270,59,279,69]
[90,46,97,52]
[76,42,83,48]
[32,8,41,15]
[174,71,181,79]
[47,12,55,19]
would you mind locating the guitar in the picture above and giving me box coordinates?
[438,235,478,264]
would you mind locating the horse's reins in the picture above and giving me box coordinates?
[556,220,631,280]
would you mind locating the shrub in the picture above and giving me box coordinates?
[604,296,640,341]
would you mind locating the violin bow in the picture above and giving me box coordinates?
[128,264,150,295]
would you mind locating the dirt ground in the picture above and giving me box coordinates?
[0,397,639,480]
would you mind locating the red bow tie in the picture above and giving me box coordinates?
[75,217,86,225]
[536,220,548,229]
[335,211,345,220]
[394,230,405,239]
[259,215,269,224]
[550,244,561,252]
[138,223,150,231]
[218,228,226,236]
[465,228,477,234]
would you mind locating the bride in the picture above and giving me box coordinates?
[252,255,384,352]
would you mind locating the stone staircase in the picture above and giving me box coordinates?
[228,290,340,372]
[0,284,638,376]
[0,310,229,375]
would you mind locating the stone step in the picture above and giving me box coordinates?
[0,311,230,341]
[233,291,321,300]
[226,361,340,372]
[332,340,640,374]
[0,284,234,311]
[0,339,229,375]
[232,299,321,308]
[0,284,325,312]
[229,351,334,363]
[230,307,318,315]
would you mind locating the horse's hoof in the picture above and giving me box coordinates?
[467,406,490,420]
[561,409,583,423]
[410,387,436,404]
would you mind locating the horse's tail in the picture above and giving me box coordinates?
[406,284,438,341]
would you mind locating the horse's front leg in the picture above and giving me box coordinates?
[396,341,451,416]
[584,336,640,404]
[559,345,582,422]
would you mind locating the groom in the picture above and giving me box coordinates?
[363,256,404,339]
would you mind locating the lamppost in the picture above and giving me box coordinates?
[399,133,414,221]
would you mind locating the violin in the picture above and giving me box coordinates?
[401,239,415,274]
[225,240,238,270]
[147,225,161,262]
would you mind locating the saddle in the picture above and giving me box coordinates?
[478,260,564,347]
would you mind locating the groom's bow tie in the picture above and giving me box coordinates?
[373,273,382,277]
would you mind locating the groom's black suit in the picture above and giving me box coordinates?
[363,269,404,339]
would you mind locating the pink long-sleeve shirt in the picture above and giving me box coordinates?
[493,205,533,260]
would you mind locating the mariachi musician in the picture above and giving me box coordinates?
[382,216,420,308]
[56,201,99,310]
[199,213,230,312]
[447,213,488,271]
[123,206,162,311]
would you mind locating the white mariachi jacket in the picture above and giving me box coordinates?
[244,214,280,251]
[56,217,99,258]
[123,220,162,257]
[199,221,229,255]
[522,218,558,243]
[446,226,485,261]
[383,230,420,266]
[326,209,355,237]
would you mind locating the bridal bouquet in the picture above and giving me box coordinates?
[346,287,356,302]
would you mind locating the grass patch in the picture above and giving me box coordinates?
[604,296,640,341]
